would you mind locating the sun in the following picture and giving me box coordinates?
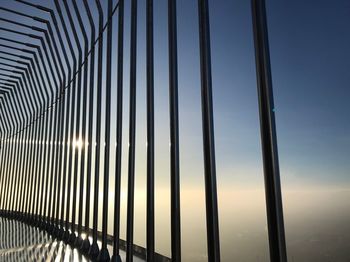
[72,138,83,150]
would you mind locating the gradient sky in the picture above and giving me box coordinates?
[0,0,349,261]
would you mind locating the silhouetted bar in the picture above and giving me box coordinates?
[82,0,95,253]
[99,0,113,260]
[90,0,104,258]
[53,0,76,238]
[72,0,89,248]
[53,0,77,241]
[168,0,181,260]
[112,0,124,261]
[197,1,221,261]
[63,0,83,245]
[251,0,287,261]
[126,0,138,261]
[146,0,155,260]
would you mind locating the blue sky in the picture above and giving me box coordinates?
[267,0,350,186]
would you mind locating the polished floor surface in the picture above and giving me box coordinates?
[0,217,144,262]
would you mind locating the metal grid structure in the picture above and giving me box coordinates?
[0,0,287,261]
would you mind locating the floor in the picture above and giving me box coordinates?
[0,217,144,262]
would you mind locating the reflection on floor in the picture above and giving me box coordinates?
[0,217,89,261]
[0,217,144,262]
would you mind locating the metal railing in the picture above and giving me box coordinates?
[0,0,287,261]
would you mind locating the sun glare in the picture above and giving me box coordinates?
[72,138,83,150]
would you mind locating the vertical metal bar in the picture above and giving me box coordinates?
[0,139,3,211]
[2,98,14,216]
[71,0,89,247]
[64,77,76,237]
[22,112,32,219]
[1,98,10,138]
[3,136,13,216]
[17,128,25,218]
[49,97,61,231]
[24,113,35,221]
[251,1,287,261]
[52,92,63,235]
[197,1,221,261]
[29,119,40,222]
[112,0,124,260]
[62,0,83,244]
[5,88,21,218]
[89,0,104,258]
[46,109,54,229]
[37,110,47,224]
[15,100,28,218]
[41,108,52,227]
[31,115,40,222]
[14,125,25,217]
[0,138,9,212]
[55,93,67,236]
[33,108,45,224]
[0,132,10,212]
[53,95,64,233]
[0,139,7,212]
[44,106,55,229]
[6,64,39,221]
[99,0,113,260]
[3,135,13,215]
[59,93,72,236]
[51,66,65,235]
[126,0,138,261]
[10,111,24,219]
[60,84,72,237]
[146,0,155,260]
[19,127,29,218]
[9,132,16,217]
[21,111,30,220]
[10,136,17,216]
[22,126,30,219]
[14,117,23,218]
[3,139,12,217]
[61,0,82,243]
[1,113,11,216]
[40,113,47,226]
[7,129,16,218]
[57,92,67,235]
[31,115,41,223]
[168,0,181,260]
[81,0,95,253]
[54,0,78,239]
[28,92,42,224]
[1,139,10,214]
[11,130,19,218]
